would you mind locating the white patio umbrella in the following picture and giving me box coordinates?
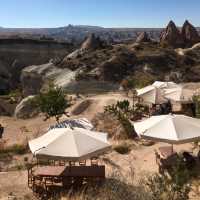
[29,128,111,161]
[134,114,200,144]
[164,87,194,103]
[152,81,178,89]
[137,85,167,105]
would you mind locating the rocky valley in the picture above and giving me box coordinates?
[0,38,73,94]
[1,20,200,116]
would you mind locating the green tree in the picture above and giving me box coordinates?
[37,86,70,123]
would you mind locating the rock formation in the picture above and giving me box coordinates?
[81,33,105,50]
[0,38,73,94]
[135,32,151,43]
[160,20,184,48]
[181,20,200,47]
[62,33,107,65]
[21,62,76,96]
[14,96,39,119]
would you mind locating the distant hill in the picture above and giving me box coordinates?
[0,24,199,45]
[0,25,164,44]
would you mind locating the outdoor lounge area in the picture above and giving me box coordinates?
[28,159,105,198]
[133,114,200,176]
[155,145,198,174]
[27,127,111,198]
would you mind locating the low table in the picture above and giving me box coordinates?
[33,166,65,177]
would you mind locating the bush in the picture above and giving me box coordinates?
[144,156,191,200]
[104,101,136,138]
[125,72,154,89]
[0,144,28,155]
[113,143,131,154]
[104,100,149,138]
[36,85,70,122]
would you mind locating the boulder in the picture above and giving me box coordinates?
[181,20,200,47]
[0,96,17,116]
[14,96,39,119]
[160,20,184,48]
[135,32,151,43]
[21,62,76,96]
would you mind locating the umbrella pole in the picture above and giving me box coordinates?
[172,144,174,153]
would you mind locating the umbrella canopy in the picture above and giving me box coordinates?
[49,118,93,130]
[137,85,167,104]
[134,114,200,144]
[152,81,178,89]
[29,128,111,161]
[164,87,194,103]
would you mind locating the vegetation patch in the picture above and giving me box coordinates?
[104,100,149,138]
[0,144,28,155]
[113,143,131,154]
[36,84,70,122]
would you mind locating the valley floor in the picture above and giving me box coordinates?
[0,92,200,199]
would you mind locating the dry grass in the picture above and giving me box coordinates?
[0,144,28,155]
[60,170,150,200]
[92,112,128,140]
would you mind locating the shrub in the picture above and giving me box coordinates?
[113,143,131,154]
[0,144,28,155]
[145,156,191,200]
[36,85,70,122]
[104,100,149,138]
[126,72,154,89]
[104,100,136,138]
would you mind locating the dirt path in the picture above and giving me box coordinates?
[69,92,132,120]
[0,171,35,200]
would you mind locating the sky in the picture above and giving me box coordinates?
[0,0,200,28]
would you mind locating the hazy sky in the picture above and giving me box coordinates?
[1,0,200,28]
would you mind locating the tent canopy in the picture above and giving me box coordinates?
[137,81,194,104]
[137,85,167,104]
[152,81,178,89]
[133,114,200,144]
[164,87,194,103]
[29,128,111,161]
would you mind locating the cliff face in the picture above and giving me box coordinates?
[0,38,73,67]
[0,38,73,94]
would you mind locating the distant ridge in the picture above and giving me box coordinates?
[0,23,199,44]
